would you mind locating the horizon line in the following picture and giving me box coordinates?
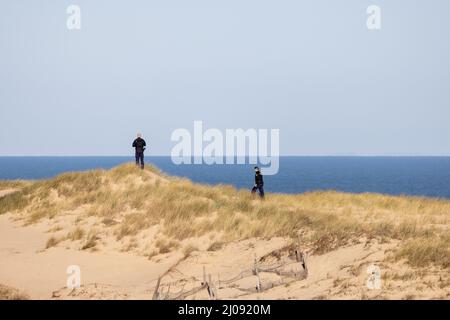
[1,154,450,157]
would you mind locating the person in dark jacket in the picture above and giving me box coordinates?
[251,166,264,198]
[132,133,147,169]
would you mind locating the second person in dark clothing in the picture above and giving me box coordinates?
[132,133,147,169]
[251,166,265,198]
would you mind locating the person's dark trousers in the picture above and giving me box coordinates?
[135,151,144,169]
[251,185,265,198]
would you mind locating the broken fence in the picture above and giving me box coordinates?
[152,247,309,300]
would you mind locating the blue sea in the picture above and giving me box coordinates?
[0,156,449,199]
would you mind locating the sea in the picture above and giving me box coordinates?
[0,156,449,199]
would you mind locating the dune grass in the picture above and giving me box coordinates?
[182,243,199,257]
[46,236,63,249]
[0,163,449,269]
[81,230,99,250]
[0,180,30,191]
[155,237,180,254]
[394,234,450,269]
[67,227,85,241]
[0,284,29,300]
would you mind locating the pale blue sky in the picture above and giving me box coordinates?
[1,0,449,155]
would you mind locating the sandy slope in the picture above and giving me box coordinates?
[0,168,448,300]
[0,213,177,299]
[1,212,448,300]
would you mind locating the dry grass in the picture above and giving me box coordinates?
[182,243,199,257]
[0,284,30,300]
[394,235,450,269]
[46,236,63,249]
[121,237,138,252]
[67,227,85,241]
[146,250,159,260]
[81,231,99,250]
[0,180,30,191]
[0,163,449,269]
[155,237,180,254]
[46,225,63,233]
[207,241,224,252]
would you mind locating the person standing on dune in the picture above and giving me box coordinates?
[251,166,265,198]
[132,133,147,169]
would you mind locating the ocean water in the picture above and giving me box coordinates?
[0,156,450,199]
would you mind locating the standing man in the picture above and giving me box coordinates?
[132,133,147,169]
[251,166,265,198]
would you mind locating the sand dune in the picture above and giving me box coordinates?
[0,213,178,299]
[0,164,448,300]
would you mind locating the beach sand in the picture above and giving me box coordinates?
[0,166,448,300]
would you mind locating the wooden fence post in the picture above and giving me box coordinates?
[254,255,261,292]
[152,276,161,300]
[166,285,171,300]
[208,274,217,300]
[302,252,309,277]
[203,266,206,285]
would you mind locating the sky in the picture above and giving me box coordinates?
[0,0,449,156]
